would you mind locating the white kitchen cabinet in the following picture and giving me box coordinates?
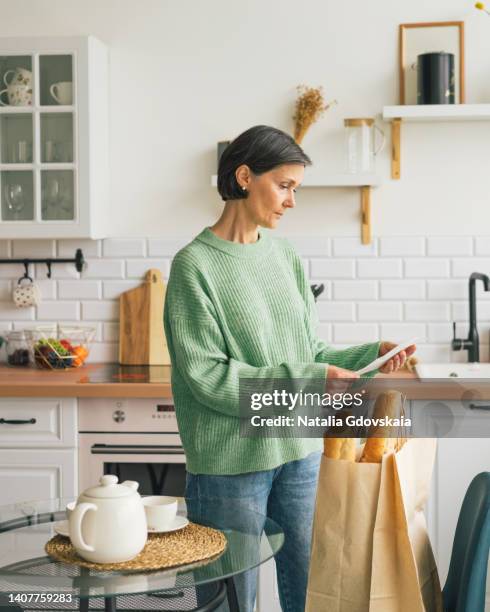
[416,400,490,606]
[0,36,109,238]
[0,397,77,506]
[0,448,77,504]
[257,558,282,611]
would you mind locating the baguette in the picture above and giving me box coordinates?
[359,390,403,463]
[323,437,356,461]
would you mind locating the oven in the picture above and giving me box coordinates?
[78,398,186,497]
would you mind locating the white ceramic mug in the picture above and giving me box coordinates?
[3,68,32,88]
[50,81,72,105]
[142,496,178,531]
[0,83,32,106]
[12,278,41,308]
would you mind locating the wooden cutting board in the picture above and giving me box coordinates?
[119,269,170,365]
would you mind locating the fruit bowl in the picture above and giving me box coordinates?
[27,326,96,370]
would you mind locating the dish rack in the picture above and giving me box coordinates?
[27,325,96,370]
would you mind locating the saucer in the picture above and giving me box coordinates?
[147,516,189,534]
[54,520,70,537]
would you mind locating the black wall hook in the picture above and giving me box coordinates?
[0,248,85,279]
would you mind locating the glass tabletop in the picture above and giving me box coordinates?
[0,498,284,600]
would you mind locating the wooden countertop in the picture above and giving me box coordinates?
[0,364,489,401]
[0,364,172,398]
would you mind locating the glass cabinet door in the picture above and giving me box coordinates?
[41,170,74,220]
[39,55,73,106]
[0,114,33,163]
[40,113,73,163]
[0,50,77,225]
[1,170,34,220]
[0,56,33,107]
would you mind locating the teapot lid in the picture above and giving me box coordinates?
[83,475,139,499]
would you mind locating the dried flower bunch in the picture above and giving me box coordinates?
[292,85,336,144]
[475,1,490,14]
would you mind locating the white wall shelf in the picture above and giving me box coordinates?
[211,173,382,244]
[382,104,490,179]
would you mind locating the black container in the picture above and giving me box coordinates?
[417,52,455,104]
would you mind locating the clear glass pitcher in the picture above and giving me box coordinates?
[344,118,385,174]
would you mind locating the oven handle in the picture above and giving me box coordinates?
[90,444,185,455]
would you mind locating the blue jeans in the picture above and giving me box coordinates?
[185,451,322,612]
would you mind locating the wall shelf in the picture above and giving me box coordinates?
[211,173,381,244]
[382,104,490,179]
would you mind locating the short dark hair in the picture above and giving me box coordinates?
[217,125,312,201]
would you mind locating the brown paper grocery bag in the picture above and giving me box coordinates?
[306,439,442,612]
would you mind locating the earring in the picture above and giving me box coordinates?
[242,186,246,191]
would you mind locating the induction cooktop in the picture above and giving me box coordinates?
[77,364,168,384]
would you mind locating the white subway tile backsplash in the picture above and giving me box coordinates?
[1,234,490,365]
[102,280,141,300]
[37,301,79,320]
[0,303,35,320]
[82,259,125,279]
[57,239,101,258]
[427,237,472,256]
[333,323,378,343]
[0,241,10,258]
[317,302,355,322]
[379,237,425,256]
[89,342,119,362]
[427,323,453,343]
[310,259,354,279]
[59,281,101,300]
[284,236,330,257]
[357,259,402,278]
[452,258,490,278]
[358,302,402,321]
[103,322,119,342]
[380,280,425,300]
[427,280,466,300]
[405,302,450,321]
[0,281,11,301]
[126,259,170,279]
[12,240,55,258]
[82,301,118,321]
[148,237,191,257]
[332,237,377,257]
[103,238,146,257]
[405,259,450,278]
[333,281,377,300]
[474,237,490,256]
[380,323,426,341]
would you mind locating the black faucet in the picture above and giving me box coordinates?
[452,272,490,362]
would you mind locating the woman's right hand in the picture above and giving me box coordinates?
[325,365,359,394]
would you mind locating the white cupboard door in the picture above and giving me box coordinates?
[0,448,77,505]
[0,397,77,447]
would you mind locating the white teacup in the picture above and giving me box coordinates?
[142,496,178,531]
[50,81,72,105]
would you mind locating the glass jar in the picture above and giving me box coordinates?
[344,118,385,174]
[0,330,31,366]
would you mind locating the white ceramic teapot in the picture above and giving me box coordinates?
[69,475,147,563]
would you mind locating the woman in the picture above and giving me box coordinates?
[163,125,415,612]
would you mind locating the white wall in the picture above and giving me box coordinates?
[1,0,490,237]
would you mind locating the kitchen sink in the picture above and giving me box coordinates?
[416,362,490,379]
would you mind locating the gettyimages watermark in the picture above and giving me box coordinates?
[238,376,490,438]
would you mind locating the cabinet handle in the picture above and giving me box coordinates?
[468,404,490,412]
[0,418,36,425]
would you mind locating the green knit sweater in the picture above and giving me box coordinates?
[163,227,380,475]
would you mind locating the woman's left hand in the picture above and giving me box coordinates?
[378,341,417,374]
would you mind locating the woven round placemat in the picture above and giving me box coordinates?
[45,522,226,571]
